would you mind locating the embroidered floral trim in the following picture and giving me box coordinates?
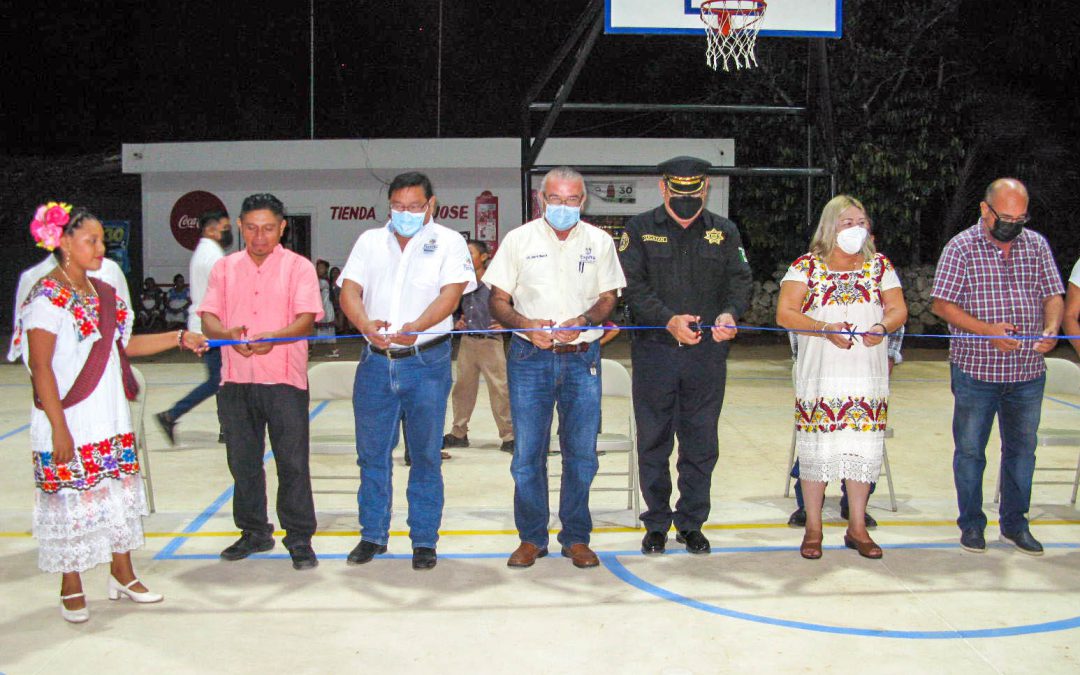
[790,253,895,313]
[795,396,888,433]
[34,431,139,493]
[15,277,130,348]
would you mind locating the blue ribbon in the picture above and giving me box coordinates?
[206,324,1078,348]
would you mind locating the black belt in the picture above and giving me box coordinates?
[463,333,503,340]
[513,335,592,354]
[370,334,451,360]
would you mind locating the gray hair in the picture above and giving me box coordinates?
[540,166,585,194]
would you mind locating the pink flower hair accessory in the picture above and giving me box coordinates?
[30,201,72,251]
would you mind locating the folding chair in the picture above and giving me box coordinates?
[129,366,155,513]
[549,358,640,525]
[995,358,1080,505]
[307,361,360,495]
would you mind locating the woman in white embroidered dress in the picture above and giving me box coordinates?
[776,195,908,560]
[19,203,208,623]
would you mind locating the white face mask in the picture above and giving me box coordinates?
[836,226,868,255]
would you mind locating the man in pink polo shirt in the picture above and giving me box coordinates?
[199,193,324,571]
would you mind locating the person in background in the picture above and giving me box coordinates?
[776,195,908,560]
[165,273,190,328]
[156,210,232,445]
[1064,256,1080,359]
[314,259,339,357]
[19,201,208,623]
[138,277,165,331]
[931,178,1064,556]
[443,239,515,455]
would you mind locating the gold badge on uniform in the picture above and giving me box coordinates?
[704,228,725,245]
[618,231,630,252]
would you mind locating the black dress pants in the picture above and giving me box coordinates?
[631,339,728,532]
[217,383,317,549]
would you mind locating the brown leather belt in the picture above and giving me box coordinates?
[550,342,591,354]
[370,333,451,360]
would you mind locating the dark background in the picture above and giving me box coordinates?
[2,0,1078,326]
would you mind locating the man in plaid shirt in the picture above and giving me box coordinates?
[932,178,1065,556]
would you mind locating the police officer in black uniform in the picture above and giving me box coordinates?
[618,156,753,555]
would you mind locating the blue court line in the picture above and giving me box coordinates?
[600,543,1080,640]
[1046,395,1080,412]
[154,400,331,560]
[0,423,30,442]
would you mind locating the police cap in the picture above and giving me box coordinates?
[658,156,712,195]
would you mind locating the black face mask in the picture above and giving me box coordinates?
[989,217,1024,243]
[669,196,703,220]
[218,229,234,249]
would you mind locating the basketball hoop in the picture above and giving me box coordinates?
[700,0,767,72]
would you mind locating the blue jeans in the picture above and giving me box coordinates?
[167,347,223,421]
[507,337,601,548]
[353,341,452,549]
[950,364,1044,535]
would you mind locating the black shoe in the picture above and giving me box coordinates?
[220,531,275,561]
[288,544,319,570]
[840,505,878,529]
[676,530,711,554]
[442,433,469,449]
[641,531,667,555]
[1000,529,1044,556]
[346,540,387,565]
[155,412,177,446]
[217,431,226,444]
[499,440,515,454]
[404,449,411,466]
[960,528,986,553]
[412,547,437,570]
[787,508,807,528]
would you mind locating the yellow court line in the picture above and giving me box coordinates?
[4,518,1079,540]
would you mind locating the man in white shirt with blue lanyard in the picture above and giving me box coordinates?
[338,172,475,571]
[485,166,627,570]
[157,210,232,445]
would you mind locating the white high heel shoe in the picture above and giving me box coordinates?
[60,592,90,623]
[108,576,164,604]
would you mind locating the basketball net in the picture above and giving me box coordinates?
[700,0,767,72]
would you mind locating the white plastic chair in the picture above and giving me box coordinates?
[129,366,155,513]
[549,358,641,524]
[995,358,1080,505]
[307,361,360,495]
[783,361,897,511]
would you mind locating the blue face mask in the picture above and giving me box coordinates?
[545,204,580,231]
[390,209,426,238]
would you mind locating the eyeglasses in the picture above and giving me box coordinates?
[544,194,584,207]
[390,199,430,214]
[987,203,1030,226]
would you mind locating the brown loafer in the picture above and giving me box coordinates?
[800,530,823,560]
[560,543,600,568]
[507,542,548,568]
[844,533,883,559]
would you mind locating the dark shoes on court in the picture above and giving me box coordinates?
[960,528,986,553]
[412,547,437,570]
[641,531,667,555]
[347,540,387,565]
[155,412,177,446]
[676,530,711,554]
[1000,529,1044,556]
[788,508,807,527]
[220,531,275,561]
[499,440,515,454]
[442,433,469,448]
[288,545,319,570]
[840,504,878,529]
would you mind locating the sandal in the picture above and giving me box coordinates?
[844,532,883,559]
[440,451,452,460]
[800,530,823,560]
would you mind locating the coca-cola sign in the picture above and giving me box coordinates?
[170,190,228,251]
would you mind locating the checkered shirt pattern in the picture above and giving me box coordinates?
[932,224,1065,382]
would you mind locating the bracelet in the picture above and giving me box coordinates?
[580,313,593,327]
[872,322,888,333]
[177,329,186,350]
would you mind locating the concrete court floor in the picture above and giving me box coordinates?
[0,341,1078,674]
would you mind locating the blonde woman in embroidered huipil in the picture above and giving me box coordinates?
[776,195,908,561]
[18,202,208,623]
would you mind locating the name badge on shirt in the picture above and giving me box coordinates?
[578,247,597,274]
[422,238,439,254]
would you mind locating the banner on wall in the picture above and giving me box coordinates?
[170,190,228,251]
[102,220,131,274]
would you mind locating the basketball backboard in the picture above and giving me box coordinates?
[604,0,842,38]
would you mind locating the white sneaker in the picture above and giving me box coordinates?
[60,592,89,623]
[108,576,164,603]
